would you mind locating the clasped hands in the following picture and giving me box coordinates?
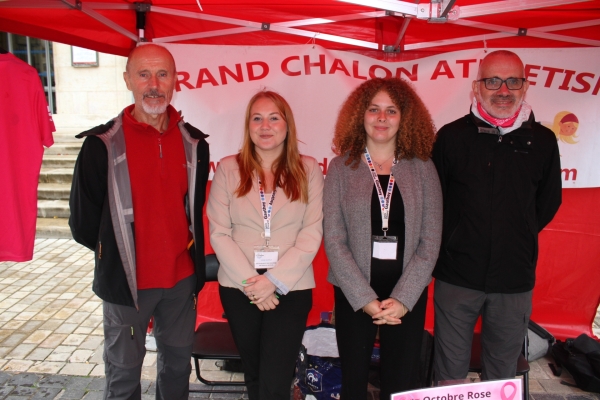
[362,298,408,325]
[243,275,279,311]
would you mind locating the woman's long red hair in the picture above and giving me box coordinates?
[235,90,308,203]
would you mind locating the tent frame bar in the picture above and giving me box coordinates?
[339,0,591,19]
[151,6,384,49]
[449,19,600,47]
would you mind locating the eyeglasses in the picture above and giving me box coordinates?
[477,77,527,90]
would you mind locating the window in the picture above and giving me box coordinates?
[1,32,56,113]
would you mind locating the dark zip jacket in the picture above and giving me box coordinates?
[69,111,210,308]
[432,111,562,293]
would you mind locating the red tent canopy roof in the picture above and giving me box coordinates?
[1,0,599,58]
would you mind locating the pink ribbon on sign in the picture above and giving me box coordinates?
[500,381,517,400]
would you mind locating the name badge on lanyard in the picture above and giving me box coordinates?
[372,235,398,260]
[364,148,398,260]
[254,177,279,269]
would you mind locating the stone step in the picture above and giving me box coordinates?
[52,130,81,143]
[35,217,72,239]
[42,155,77,169]
[45,143,83,156]
[52,113,113,133]
[39,168,74,184]
[38,199,70,218]
[38,183,71,201]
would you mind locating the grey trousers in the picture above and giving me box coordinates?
[102,274,196,400]
[433,279,532,382]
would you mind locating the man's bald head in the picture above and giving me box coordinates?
[125,44,176,75]
[476,50,525,80]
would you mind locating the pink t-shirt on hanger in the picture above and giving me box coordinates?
[0,52,55,262]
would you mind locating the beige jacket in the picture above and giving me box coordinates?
[207,155,324,293]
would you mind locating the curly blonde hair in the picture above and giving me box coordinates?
[332,78,436,168]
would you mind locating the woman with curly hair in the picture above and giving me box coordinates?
[324,78,442,398]
[207,90,324,400]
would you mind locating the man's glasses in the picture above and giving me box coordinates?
[477,77,527,90]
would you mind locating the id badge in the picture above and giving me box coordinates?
[372,235,398,260]
[253,245,279,269]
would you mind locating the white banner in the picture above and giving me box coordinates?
[166,45,600,188]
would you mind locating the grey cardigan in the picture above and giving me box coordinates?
[324,154,443,312]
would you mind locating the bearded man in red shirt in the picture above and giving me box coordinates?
[70,44,209,400]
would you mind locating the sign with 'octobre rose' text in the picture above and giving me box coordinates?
[392,379,522,400]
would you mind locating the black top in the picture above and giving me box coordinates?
[432,112,562,293]
[369,174,405,299]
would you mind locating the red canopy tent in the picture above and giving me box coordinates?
[2,0,599,340]
[1,0,599,58]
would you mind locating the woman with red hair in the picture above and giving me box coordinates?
[207,90,324,400]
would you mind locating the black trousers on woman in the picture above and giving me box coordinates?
[334,286,428,400]
[219,286,312,400]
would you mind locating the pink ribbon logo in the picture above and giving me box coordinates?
[500,381,517,400]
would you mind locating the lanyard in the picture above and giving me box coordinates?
[364,148,397,235]
[258,177,277,245]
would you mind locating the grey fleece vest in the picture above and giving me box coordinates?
[97,112,199,309]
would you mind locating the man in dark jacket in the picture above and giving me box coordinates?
[432,50,562,381]
[69,44,209,400]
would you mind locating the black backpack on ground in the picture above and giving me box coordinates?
[549,334,600,393]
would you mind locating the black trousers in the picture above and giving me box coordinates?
[334,286,427,400]
[219,286,312,400]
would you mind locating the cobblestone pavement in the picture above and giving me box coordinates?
[0,371,250,399]
[1,239,599,399]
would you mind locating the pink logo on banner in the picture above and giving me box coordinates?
[391,379,522,400]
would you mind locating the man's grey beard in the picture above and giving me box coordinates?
[141,89,168,115]
[142,101,168,115]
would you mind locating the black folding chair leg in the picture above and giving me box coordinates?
[189,358,247,393]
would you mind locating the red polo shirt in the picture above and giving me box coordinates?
[123,105,194,289]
